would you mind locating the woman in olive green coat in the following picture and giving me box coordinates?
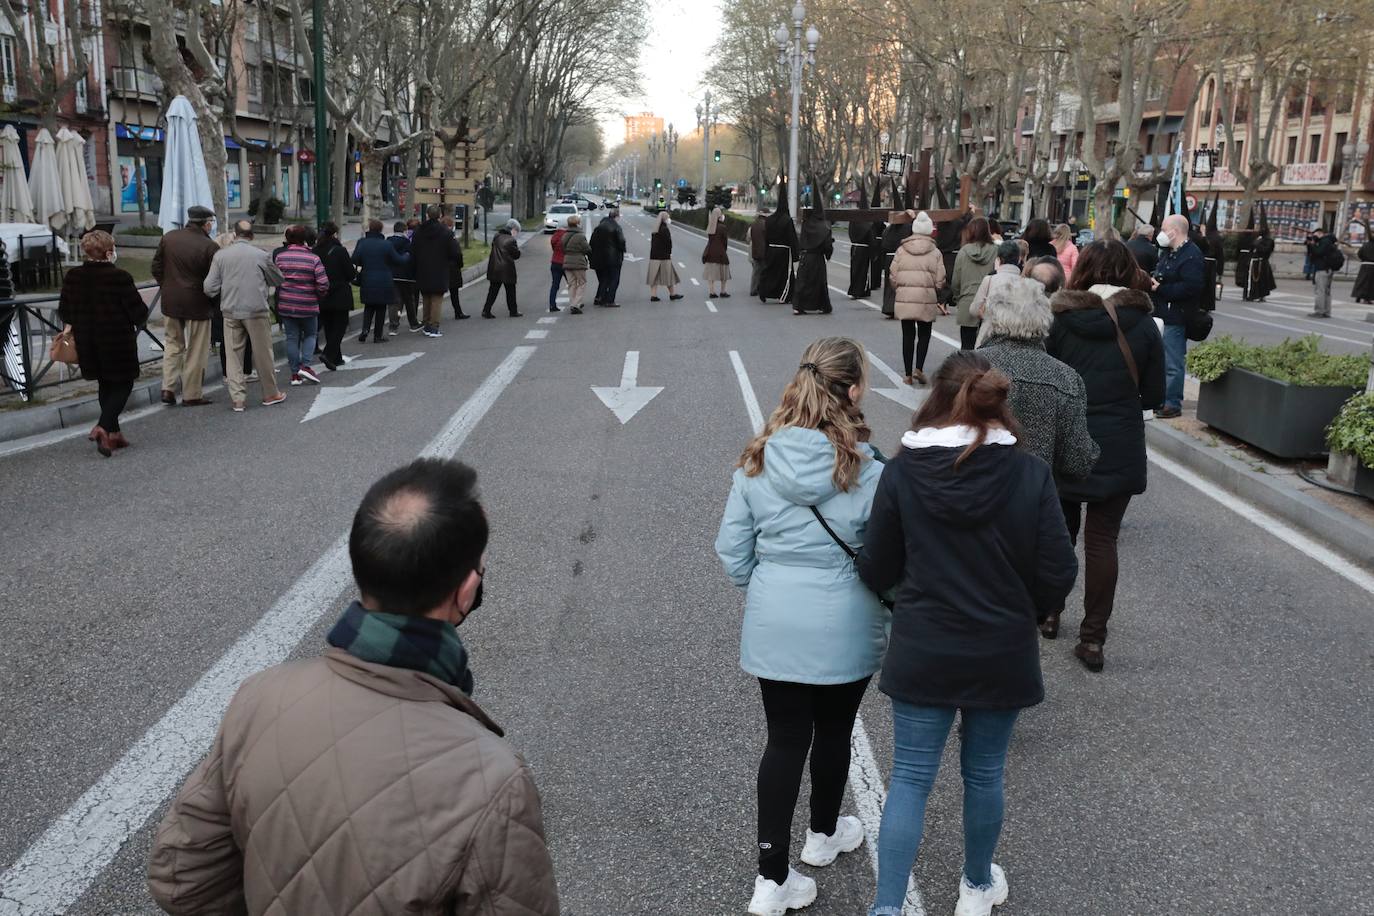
[951,216,997,349]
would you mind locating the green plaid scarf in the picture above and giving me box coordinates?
[327,601,474,694]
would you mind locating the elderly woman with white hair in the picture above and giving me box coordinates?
[975,274,1099,481]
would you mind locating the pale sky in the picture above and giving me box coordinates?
[598,0,724,149]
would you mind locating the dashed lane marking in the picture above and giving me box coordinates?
[691,277,700,286]
[538,316,559,324]
[729,349,926,916]
[0,346,538,914]
[706,301,718,313]
[526,330,549,339]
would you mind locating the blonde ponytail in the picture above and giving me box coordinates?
[739,337,871,491]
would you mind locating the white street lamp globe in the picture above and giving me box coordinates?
[1344,141,1356,159]
[774,24,789,49]
[792,2,805,25]
[1359,140,1371,158]
[806,25,819,47]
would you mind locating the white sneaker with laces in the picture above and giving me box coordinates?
[800,815,864,867]
[748,868,817,916]
[953,864,1008,916]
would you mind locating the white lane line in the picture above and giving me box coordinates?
[1147,448,1374,594]
[525,330,549,340]
[537,316,559,324]
[678,261,686,269]
[729,350,926,916]
[827,284,962,349]
[1243,306,1373,335]
[690,277,700,286]
[0,346,537,914]
[706,301,718,313]
[1217,310,1372,346]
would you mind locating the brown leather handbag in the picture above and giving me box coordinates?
[49,329,79,365]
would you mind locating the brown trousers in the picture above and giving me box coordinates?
[1059,494,1132,646]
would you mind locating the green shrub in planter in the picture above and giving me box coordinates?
[117,225,164,237]
[1187,335,1370,388]
[1327,392,1374,468]
[246,197,286,224]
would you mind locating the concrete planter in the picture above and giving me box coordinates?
[1196,367,1361,459]
[113,233,163,249]
[1356,463,1374,501]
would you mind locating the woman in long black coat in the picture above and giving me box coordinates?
[58,230,150,457]
[793,208,834,314]
[314,222,355,367]
[1045,240,1165,673]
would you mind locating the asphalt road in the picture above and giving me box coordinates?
[1,203,1371,916]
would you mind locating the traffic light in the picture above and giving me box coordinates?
[654,178,662,189]
[713,150,721,162]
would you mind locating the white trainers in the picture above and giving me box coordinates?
[953,864,1008,916]
[800,814,864,867]
[747,868,817,916]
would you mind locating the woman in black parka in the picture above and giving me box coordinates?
[1046,239,1165,672]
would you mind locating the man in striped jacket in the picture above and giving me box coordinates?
[273,224,330,385]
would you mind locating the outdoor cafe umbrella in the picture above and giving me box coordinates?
[157,95,214,234]
[56,128,95,234]
[0,125,34,223]
[28,128,65,231]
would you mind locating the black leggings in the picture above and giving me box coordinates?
[901,319,932,375]
[757,676,870,883]
[97,379,133,432]
[960,324,979,350]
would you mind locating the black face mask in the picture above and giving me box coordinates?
[460,568,485,624]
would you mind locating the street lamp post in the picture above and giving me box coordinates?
[697,92,719,204]
[647,132,661,204]
[775,3,818,222]
[664,123,680,207]
[1339,131,1369,244]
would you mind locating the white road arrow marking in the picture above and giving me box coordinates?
[624,254,644,262]
[302,352,423,423]
[592,350,664,424]
[866,350,925,410]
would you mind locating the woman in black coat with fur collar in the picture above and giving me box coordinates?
[1045,240,1164,672]
[58,230,151,457]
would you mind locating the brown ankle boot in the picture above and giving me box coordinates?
[93,427,112,458]
[109,431,130,450]
[1074,641,1104,672]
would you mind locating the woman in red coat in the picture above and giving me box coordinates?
[58,230,150,457]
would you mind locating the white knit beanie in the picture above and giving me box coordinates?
[913,211,935,235]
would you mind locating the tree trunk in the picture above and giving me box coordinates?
[333,126,350,225]
[361,150,386,225]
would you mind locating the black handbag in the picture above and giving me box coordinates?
[808,506,895,612]
[1184,306,1213,342]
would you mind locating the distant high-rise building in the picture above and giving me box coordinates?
[625,112,664,144]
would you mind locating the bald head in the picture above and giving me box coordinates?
[1028,257,1065,295]
[1162,215,1190,249]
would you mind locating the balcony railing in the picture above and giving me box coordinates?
[109,67,163,101]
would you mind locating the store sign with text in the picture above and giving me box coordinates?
[1282,162,1331,185]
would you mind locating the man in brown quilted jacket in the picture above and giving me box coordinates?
[148,459,559,915]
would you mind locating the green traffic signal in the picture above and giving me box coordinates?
[713,150,721,162]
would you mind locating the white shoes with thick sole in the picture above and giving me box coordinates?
[747,868,818,916]
[953,863,1009,916]
[800,815,865,867]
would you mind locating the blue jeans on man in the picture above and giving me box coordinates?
[596,263,623,305]
[281,315,318,375]
[869,702,1020,915]
[1162,323,1187,411]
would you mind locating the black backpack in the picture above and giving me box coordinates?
[1328,247,1346,271]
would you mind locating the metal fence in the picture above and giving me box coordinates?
[0,283,165,401]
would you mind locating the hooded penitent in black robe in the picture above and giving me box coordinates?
[1247,235,1277,301]
[868,218,886,291]
[1353,239,1374,302]
[759,186,799,302]
[880,220,912,317]
[795,212,834,313]
[847,185,874,298]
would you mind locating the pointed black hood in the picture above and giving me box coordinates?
[849,181,872,241]
[1258,200,1271,238]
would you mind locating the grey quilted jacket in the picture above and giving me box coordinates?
[148,648,559,915]
[977,336,1100,480]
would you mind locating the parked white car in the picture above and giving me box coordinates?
[544,203,578,233]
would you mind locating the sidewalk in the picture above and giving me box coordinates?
[1146,379,1374,566]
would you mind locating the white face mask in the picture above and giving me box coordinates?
[664,216,672,225]
[1155,231,1171,248]
[109,250,118,264]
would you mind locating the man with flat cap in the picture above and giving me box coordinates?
[152,205,221,406]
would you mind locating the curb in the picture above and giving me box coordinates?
[1145,419,1374,565]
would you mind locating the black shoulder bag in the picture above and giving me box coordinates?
[809,506,895,611]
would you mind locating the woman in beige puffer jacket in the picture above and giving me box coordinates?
[889,211,947,384]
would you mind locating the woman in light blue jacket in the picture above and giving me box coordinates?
[716,336,889,916]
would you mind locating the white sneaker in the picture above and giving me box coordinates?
[748,868,817,916]
[953,864,1008,916]
[800,815,864,867]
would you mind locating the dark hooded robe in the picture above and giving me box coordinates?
[868,216,886,292]
[1236,206,1276,302]
[847,184,874,298]
[1200,196,1226,309]
[795,209,834,314]
[759,183,799,302]
[1352,237,1374,302]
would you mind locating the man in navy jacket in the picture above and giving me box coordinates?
[1150,214,1205,418]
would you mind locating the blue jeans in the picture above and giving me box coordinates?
[1162,322,1187,410]
[870,702,1020,914]
[549,264,565,309]
[281,315,317,374]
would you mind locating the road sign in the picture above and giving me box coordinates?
[1185,193,1198,211]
